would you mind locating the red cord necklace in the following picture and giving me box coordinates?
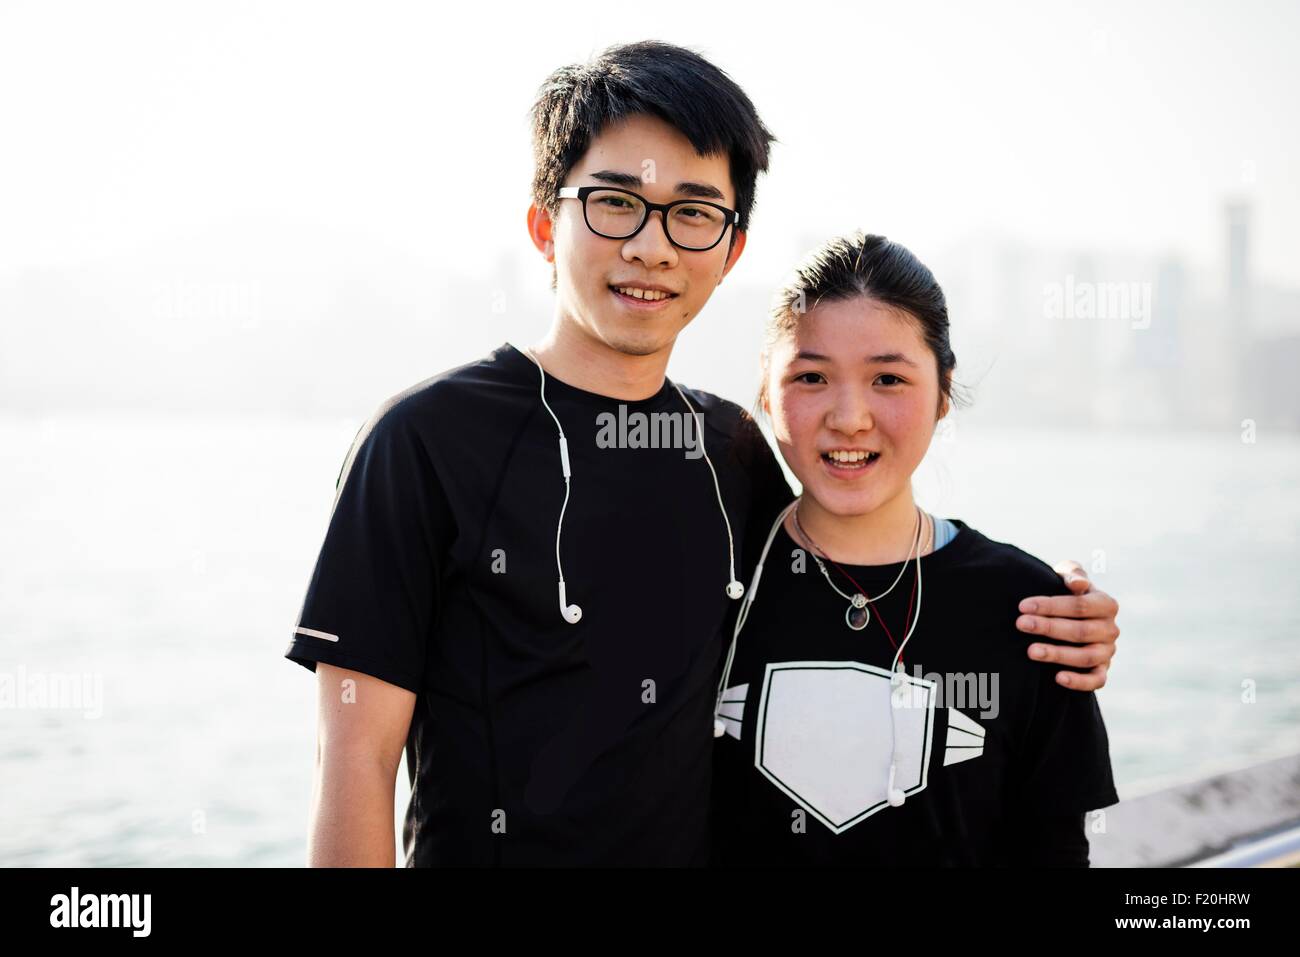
[791,507,931,667]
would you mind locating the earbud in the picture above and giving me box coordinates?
[525,345,747,628]
[559,581,582,625]
[713,718,726,738]
[887,762,906,807]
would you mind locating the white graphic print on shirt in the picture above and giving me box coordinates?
[723,660,985,834]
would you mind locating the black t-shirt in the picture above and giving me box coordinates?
[709,519,1120,867]
[284,342,792,866]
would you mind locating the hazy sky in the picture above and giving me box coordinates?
[1,0,1296,291]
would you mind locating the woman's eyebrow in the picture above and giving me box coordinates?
[868,353,919,366]
[794,350,918,366]
[589,169,725,200]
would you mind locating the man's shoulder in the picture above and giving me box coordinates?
[365,343,534,434]
[675,381,742,414]
[673,382,759,443]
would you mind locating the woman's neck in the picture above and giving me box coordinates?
[787,487,933,565]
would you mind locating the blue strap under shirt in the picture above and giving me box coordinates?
[932,515,957,551]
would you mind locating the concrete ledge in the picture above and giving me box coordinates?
[1090,751,1300,867]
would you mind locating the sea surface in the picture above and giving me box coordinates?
[2,412,1297,865]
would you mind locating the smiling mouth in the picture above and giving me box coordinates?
[609,284,679,305]
[821,450,881,472]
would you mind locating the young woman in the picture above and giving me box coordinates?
[709,232,1118,866]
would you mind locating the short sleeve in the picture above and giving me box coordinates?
[1003,812,1091,867]
[1011,663,1120,819]
[732,412,794,574]
[283,400,453,694]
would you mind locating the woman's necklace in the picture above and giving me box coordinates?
[792,500,931,632]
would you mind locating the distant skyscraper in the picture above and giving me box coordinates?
[1224,200,1252,418]
[1226,200,1251,332]
[1140,256,1184,371]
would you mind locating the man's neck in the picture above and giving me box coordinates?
[525,319,672,402]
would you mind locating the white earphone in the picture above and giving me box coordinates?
[523,346,743,625]
[714,499,924,809]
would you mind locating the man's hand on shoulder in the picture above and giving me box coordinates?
[1016,560,1119,692]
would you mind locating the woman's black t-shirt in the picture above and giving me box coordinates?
[709,518,1120,867]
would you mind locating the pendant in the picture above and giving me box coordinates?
[846,593,870,631]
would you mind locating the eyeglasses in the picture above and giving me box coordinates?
[557,185,739,252]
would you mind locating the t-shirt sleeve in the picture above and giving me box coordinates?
[1006,812,1092,867]
[283,399,453,694]
[733,411,794,576]
[1011,653,1120,820]
[710,411,792,689]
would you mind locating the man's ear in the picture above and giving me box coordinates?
[527,203,554,260]
[719,229,747,283]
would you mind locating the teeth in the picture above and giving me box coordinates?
[614,286,672,301]
[826,450,876,463]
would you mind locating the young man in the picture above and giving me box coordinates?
[283,41,1121,867]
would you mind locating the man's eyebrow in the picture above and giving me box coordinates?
[588,170,727,201]
[794,350,919,366]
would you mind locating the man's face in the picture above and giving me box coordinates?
[530,112,746,358]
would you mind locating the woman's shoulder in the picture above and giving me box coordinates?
[938,520,1072,600]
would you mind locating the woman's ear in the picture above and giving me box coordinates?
[936,371,953,422]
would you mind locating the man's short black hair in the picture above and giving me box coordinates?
[530,41,777,288]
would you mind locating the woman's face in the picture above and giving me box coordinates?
[764,296,948,518]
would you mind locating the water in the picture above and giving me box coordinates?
[2,412,1298,865]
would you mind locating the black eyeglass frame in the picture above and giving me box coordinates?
[556,185,740,252]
